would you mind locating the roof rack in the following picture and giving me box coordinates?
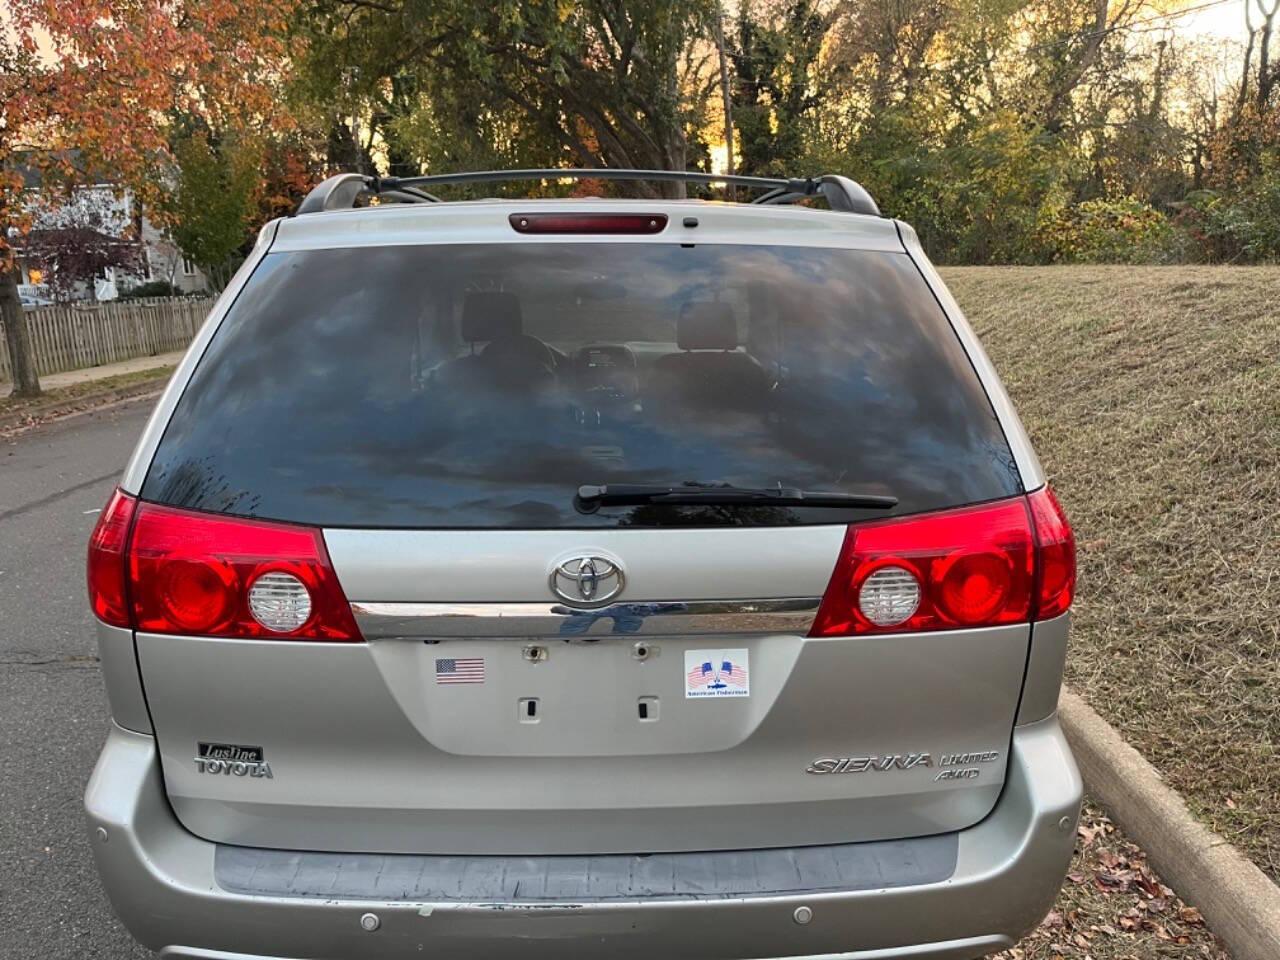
[294,168,881,217]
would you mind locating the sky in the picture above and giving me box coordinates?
[1182,0,1251,40]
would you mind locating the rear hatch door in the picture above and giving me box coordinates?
[134,222,1029,855]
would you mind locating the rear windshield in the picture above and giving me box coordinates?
[143,242,1021,528]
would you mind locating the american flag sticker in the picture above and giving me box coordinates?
[684,648,749,698]
[435,657,485,685]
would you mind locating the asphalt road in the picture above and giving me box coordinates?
[1,400,155,960]
[0,397,1227,960]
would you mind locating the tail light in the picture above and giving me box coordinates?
[810,489,1075,637]
[1027,487,1076,619]
[87,491,362,641]
[87,489,138,628]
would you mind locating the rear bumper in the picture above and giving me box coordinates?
[85,716,1080,960]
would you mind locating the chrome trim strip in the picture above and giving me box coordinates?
[351,598,822,639]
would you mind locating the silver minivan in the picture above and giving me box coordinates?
[85,169,1081,960]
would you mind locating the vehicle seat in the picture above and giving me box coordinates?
[456,291,557,392]
[650,302,768,410]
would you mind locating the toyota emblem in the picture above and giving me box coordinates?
[550,556,624,607]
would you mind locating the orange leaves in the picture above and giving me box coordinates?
[1,0,299,254]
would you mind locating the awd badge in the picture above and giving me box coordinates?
[194,742,273,779]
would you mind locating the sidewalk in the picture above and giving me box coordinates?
[0,349,186,399]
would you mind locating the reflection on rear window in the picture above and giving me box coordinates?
[143,243,1021,528]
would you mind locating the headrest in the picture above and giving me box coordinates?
[677,302,738,351]
[461,292,522,342]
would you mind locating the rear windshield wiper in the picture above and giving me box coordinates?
[575,483,897,512]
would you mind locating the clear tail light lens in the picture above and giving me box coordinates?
[247,571,314,633]
[811,490,1075,637]
[856,565,921,627]
[127,502,362,641]
[87,489,138,628]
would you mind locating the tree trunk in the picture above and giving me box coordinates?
[713,2,736,200]
[1257,0,1279,110]
[1041,0,1110,135]
[1238,16,1256,116]
[1,262,42,398]
[659,129,687,198]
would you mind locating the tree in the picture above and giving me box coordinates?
[290,0,719,197]
[22,212,147,303]
[729,0,832,177]
[1239,0,1280,113]
[1,39,46,396]
[0,0,295,396]
[164,131,264,291]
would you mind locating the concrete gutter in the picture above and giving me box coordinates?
[1059,688,1280,960]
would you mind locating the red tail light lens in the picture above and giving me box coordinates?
[87,489,138,627]
[1027,486,1076,620]
[128,503,362,641]
[810,498,1036,637]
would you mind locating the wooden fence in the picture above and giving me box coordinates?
[0,297,213,382]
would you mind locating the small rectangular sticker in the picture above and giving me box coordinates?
[435,657,485,684]
[684,648,749,698]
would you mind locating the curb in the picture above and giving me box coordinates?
[1059,687,1280,960]
[0,375,168,437]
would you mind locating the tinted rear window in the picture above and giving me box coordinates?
[143,243,1021,528]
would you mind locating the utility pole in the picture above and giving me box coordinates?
[713,2,736,201]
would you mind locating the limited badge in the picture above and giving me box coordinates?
[684,648,749,698]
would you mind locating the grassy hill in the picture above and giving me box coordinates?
[942,266,1280,883]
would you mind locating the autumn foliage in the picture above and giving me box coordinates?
[0,0,297,262]
[0,0,299,395]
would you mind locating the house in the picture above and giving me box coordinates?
[15,173,210,303]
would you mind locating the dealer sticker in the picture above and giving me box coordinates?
[684,648,750,698]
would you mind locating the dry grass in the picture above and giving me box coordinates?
[0,365,173,433]
[942,266,1280,883]
[0,364,174,411]
[1005,802,1230,960]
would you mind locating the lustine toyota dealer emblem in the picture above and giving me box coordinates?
[550,555,624,606]
[194,742,273,778]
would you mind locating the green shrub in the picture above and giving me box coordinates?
[120,280,179,299]
[1176,174,1280,263]
[1034,197,1176,264]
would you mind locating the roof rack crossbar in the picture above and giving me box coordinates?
[395,185,443,203]
[375,168,808,192]
[293,174,442,215]
[295,168,880,216]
